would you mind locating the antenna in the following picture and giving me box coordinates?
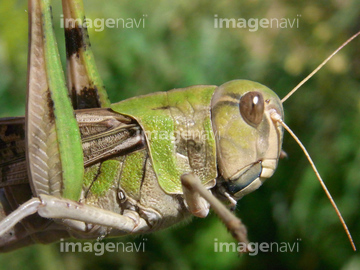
[271,111,356,251]
[276,31,360,251]
[281,31,360,103]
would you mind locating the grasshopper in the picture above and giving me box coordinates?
[0,0,357,254]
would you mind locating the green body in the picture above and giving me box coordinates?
[0,0,285,252]
[111,85,217,194]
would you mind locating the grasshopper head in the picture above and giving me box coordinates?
[211,80,284,200]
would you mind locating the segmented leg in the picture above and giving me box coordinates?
[181,173,250,252]
[0,194,151,238]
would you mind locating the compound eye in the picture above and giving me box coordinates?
[239,91,264,127]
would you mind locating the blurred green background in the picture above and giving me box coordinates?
[0,0,359,269]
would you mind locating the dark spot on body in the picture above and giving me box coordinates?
[47,91,55,123]
[76,86,101,109]
[152,106,171,110]
[65,25,86,58]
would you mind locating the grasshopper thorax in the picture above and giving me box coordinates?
[211,80,284,200]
